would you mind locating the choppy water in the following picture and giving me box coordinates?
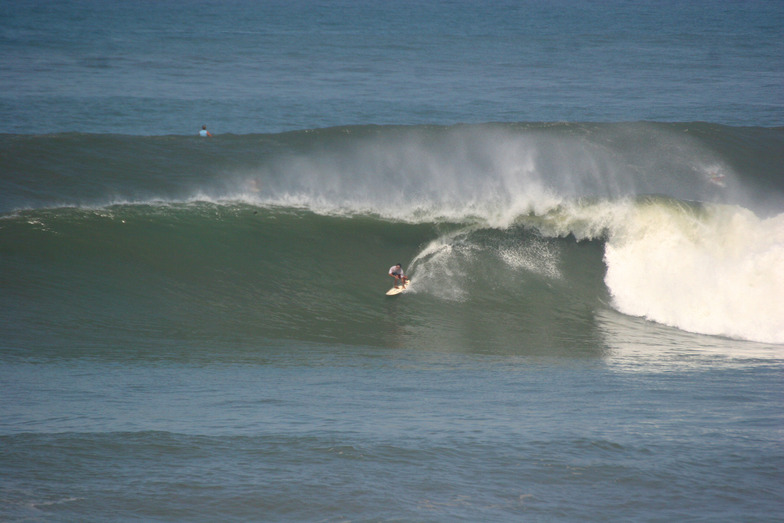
[2,1,783,521]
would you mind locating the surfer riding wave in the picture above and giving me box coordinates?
[389,263,409,289]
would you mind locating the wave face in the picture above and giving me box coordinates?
[1,122,783,347]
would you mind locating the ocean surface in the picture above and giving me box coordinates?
[2,1,783,521]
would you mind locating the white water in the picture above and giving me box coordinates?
[403,196,784,345]
[603,202,784,344]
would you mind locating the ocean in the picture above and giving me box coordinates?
[2,1,783,521]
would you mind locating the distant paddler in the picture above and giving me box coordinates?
[199,125,212,137]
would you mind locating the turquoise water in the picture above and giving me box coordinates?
[2,2,783,521]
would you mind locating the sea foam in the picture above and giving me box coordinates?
[603,202,784,344]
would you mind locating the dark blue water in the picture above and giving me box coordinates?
[2,0,782,135]
[1,1,783,521]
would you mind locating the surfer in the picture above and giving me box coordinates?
[389,263,409,289]
[199,125,212,137]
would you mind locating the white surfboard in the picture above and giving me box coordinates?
[385,280,410,296]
